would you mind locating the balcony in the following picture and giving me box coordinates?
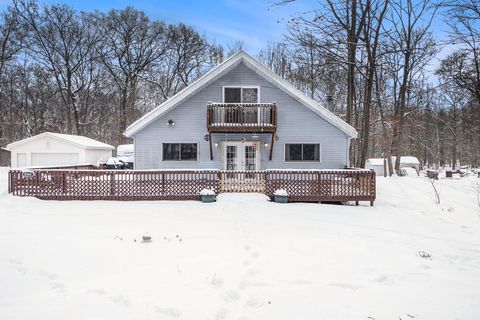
[207,103,277,133]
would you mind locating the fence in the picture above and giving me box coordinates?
[8,169,376,204]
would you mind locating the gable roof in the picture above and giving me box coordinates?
[125,50,357,138]
[6,132,115,150]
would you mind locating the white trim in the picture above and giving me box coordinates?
[160,141,200,162]
[222,141,261,170]
[222,86,260,103]
[125,51,357,138]
[283,142,322,163]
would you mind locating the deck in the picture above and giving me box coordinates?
[207,103,277,133]
[8,169,376,205]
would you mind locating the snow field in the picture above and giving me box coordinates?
[0,167,479,319]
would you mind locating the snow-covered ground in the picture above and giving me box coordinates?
[1,167,480,319]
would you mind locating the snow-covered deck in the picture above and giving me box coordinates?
[7,169,376,204]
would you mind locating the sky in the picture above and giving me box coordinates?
[6,0,453,81]
[41,0,318,54]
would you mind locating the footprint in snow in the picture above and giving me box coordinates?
[111,295,130,308]
[329,282,363,291]
[89,289,107,296]
[223,290,241,303]
[372,274,395,285]
[51,282,66,294]
[243,259,253,267]
[9,259,27,274]
[38,270,58,281]
[215,307,228,320]
[211,275,224,288]
[245,296,265,308]
[155,307,181,318]
[245,268,260,277]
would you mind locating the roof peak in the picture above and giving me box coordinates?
[125,49,357,138]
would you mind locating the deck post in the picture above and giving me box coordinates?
[269,133,274,160]
[209,133,213,160]
[110,172,115,196]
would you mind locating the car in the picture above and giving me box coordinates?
[105,157,125,169]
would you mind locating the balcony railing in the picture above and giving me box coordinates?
[207,103,277,133]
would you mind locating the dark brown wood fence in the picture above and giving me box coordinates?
[8,169,376,204]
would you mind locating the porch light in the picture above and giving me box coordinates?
[264,143,269,149]
[167,119,175,126]
[214,142,219,148]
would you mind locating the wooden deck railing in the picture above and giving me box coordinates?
[207,103,277,133]
[8,169,375,204]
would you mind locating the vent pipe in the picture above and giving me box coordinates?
[325,95,334,112]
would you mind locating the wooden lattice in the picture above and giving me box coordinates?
[8,169,375,205]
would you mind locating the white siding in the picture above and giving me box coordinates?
[133,62,350,170]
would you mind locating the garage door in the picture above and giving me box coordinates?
[31,153,79,167]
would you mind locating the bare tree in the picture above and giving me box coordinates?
[14,0,100,135]
[0,7,25,144]
[387,0,438,174]
[357,0,389,167]
[96,7,168,143]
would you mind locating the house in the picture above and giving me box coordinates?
[366,156,420,176]
[6,132,114,168]
[0,147,10,166]
[126,51,357,170]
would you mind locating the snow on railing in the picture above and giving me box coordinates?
[8,168,375,205]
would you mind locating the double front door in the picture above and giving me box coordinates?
[224,141,260,171]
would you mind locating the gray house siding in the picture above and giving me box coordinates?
[133,62,350,170]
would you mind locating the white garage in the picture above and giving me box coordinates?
[6,132,114,168]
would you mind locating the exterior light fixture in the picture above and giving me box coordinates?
[264,143,269,149]
[167,119,175,126]
[214,142,219,148]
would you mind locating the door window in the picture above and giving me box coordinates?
[226,145,238,170]
[224,143,259,170]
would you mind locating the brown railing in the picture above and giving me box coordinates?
[8,169,375,204]
[207,103,277,133]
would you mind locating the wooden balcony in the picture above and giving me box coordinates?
[207,103,277,133]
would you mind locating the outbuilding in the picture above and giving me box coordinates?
[366,156,420,176]
[6,132,114,168]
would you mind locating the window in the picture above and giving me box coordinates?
[162,143,198,161]
[224,87,258,103]
[285,144,320,162]
[223,87,259,124]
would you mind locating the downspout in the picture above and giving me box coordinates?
[132,136,136,170]
[346,137,351,168]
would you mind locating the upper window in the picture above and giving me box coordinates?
[224,87,258,103]
[162,143,198,161]
[285,143,320,162]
